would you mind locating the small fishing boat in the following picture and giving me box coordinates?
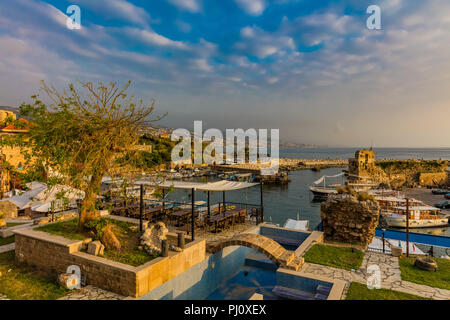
[308,173,377,200]
[383,205,449,228]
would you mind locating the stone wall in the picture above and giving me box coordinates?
[418,172,448,187]
[14,226,205,298]
[320,195,380,248]
[0,201,17,219]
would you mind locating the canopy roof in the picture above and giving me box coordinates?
[1,183,84,210]
[133,179,259,191]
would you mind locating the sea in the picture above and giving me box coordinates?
[279,147,450,160]
[166,148,450,239]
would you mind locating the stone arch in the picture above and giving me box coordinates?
[209,233,296,267]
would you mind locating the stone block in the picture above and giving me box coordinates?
[391,245,402,257]
[87,241,105,256]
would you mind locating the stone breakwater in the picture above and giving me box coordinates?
[280,158,348,170]
[211,158,348,172]
[320,195,380,248]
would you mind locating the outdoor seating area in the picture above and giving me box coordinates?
[104,179,264,240]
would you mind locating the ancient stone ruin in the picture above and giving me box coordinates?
[320,195,380,248]
[140,222,182,256]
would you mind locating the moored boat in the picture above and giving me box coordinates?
[383,205,449,228]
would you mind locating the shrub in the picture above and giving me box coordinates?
[357,192,375,202]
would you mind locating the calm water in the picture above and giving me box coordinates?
[280,147,450,160]
[166,148,450,237]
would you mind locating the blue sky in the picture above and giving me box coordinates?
[0,0,450,147]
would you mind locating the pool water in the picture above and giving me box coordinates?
[205,266,278,300]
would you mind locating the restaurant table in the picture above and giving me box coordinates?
[208,209,244,233]
[170,209,195,226]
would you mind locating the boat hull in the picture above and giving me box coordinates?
[309,187,337,199]
[384,216,449,228]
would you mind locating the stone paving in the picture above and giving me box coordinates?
[0,243,15,254]
[58,285,129,300]
[301,251,450,300]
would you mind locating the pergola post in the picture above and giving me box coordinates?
[191,188,195,241]
[223,191,226,213]
[406,197,410,257]
[162,188,165,211]
[207,191,210,219]
[139,184,144,232]
[260,181,264,224]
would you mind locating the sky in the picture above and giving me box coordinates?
[0,0,449,148]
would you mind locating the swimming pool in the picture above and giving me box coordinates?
[140,225,333,300]
[205,265,278,300]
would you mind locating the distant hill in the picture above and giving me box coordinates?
[280,141,318,148]
[0,106,20,114]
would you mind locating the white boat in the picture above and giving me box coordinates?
[309,172,377,199]
[384,205,449,228]
[283,219,310,231]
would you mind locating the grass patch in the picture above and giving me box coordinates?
[303,244,364,270]
[0,251,69,300]
[36,219,86,240]
[101,219,158,267]
[37,218,157,267]
[0,236,15,246]
[399,256,450,291]
[346,282,432,300]
[6,222,28,228]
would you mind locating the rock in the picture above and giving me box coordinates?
[391,246,402,257]
[140,222,169,256]
[320,195,380,248]
[99,210,109,217]
[169,244,183,252]
[414,256,438,272]
[58,273,80,290]
[87,240,105,256]
[101,224,121,251]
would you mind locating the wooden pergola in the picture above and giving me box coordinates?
[133,180,264,240]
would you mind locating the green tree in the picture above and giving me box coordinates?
[12,80,164,230]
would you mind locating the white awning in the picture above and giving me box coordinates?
[133,179,259,191]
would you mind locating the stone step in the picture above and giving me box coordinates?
[285,256,305,271]
[278,250,295,266]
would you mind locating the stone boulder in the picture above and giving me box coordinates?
[140,222,169,256]
[58,273,80,290]
[321,195,380,248]
[101,224,121,251]
[87,240,105,256]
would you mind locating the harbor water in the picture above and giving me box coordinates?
[166,167,450,237]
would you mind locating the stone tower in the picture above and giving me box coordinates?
[348,149,375,182]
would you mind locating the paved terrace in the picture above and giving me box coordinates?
[302,251,450,300]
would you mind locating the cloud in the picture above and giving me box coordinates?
[121,27,188,49]
[73,0,153,26]
[234,0,267,16]
[168,0,201,13]
[1,0,450,147]
[235,25,296,58]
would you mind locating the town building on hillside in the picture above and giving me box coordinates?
[0,109,30,169]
